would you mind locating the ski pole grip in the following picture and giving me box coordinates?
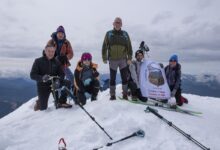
[147,107,163,119]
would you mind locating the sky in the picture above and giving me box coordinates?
[0,0,220,76]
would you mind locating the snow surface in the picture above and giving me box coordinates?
[0,85,220,150]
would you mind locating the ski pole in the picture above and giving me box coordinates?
[62,86,113,140]
[145,106,210,150]
[93,130,145,150]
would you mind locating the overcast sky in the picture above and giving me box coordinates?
[0,0,220,76]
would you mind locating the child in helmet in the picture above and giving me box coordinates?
[73,52,100,105]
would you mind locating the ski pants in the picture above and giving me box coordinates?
[37,80,71,110]
[77,79,100,105]
[109,59,128,96]
[170,86,181,104]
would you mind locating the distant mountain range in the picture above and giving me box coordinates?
[0,74,219,118]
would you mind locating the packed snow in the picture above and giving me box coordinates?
[0,85,219,150]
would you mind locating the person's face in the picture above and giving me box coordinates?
[45,47,55,60]
[57,32,65,40]
[113,18,122,31]
[83,59,91,66]
[169,60,177,68]
[136,53,144,62]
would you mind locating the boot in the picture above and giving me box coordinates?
[110,95,116,100]
[34,100,40,111]
[122,93,128,100]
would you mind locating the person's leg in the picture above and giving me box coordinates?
[77,90,87,105]
[109,60,118,100]
[90,79,100,101]
[175,88,182,106]
[119,60,129,99]
[64,67,74,86]
[37,85,51,110]
[128,80,138,99]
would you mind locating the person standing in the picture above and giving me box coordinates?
[47,25,74,85]
[102,17,132,100]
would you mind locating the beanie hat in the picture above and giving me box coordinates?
[56,25,65,34]
[169,54,178,62]
[81,52,92,61]
[135,50,144,58]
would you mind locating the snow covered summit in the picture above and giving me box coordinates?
[0,85,219,150]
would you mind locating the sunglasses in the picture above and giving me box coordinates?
[83,59,91,61]
[115,21,121,24]
[169,60,176,62]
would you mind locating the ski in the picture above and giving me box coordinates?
[118,96,202,116]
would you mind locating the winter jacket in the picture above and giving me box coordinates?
[165,63,181,90]
[30,53,65,86]
[47,32,74,66]
[102,29,132,61]
[129,60,142,89]
[74,61,99,92]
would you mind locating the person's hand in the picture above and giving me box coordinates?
[171,89,177,97]
[127,60,132,65]
[83,78,92,86]
[103,60,107,64]
[93,71,99,78]
[42,74,50,82]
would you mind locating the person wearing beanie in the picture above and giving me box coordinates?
[128,49,147,102]
[30,44,72,110]
[165,54,183,106]
[102,17,133,100]
[73,52,100,105]
[47,25,74,86]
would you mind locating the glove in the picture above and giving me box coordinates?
[83,78,92,86]
[103,60,107,64]
[171,89,177,97]
[93,71,99,78]
[57,55,68,65]
[42,74,50,82]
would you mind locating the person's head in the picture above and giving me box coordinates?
[169,54,178,68]
[56,25,65,40]
[44,44,55,60]
[113,17,122,31]
[135,50,144,62]
[81,52,92,66]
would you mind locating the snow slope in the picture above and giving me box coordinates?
[0,85,219,150]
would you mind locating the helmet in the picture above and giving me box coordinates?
[81,52,92,61]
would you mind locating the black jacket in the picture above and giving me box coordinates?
[30,55,64,86]
[165,63,181,90]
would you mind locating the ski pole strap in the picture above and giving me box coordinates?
[146,106,163,119]
[58,138,66,150]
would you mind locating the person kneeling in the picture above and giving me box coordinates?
[74,52,100,105]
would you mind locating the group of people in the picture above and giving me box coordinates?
[30,17,185,111]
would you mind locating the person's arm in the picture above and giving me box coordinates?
[66,40,73,60]
[126,32,133,61]
[102,32,109,63]
[30,59,43,82]
[129,63,139,88]
[174,64,181,90]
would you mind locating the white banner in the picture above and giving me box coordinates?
[140,60,171,100]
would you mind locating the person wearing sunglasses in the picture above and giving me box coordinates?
[102,17,133,100]
[73,52,100,105]
[165,54,183,106]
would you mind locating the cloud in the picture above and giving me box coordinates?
[151,11,173,24]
